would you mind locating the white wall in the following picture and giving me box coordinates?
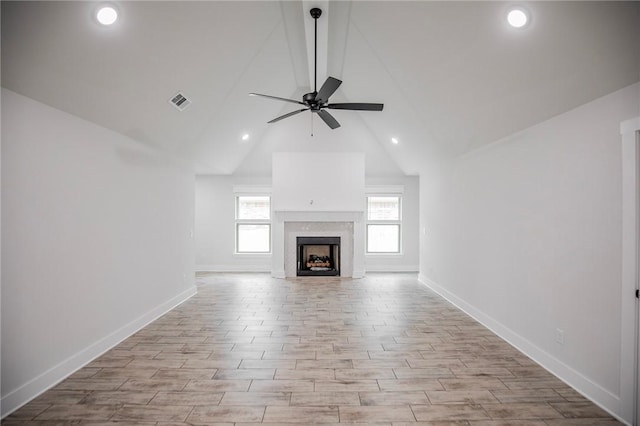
[1,89,196,417]
[272,152,365,212]
[195,175,272,272]
[195,174,419,273]
[419,82,640,421]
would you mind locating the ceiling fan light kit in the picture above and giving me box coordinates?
[249,7,384,130]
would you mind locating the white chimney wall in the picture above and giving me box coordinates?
[271,152,366,278]
[272,152,365,211]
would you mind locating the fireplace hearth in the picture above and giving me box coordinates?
[297,236,340,276]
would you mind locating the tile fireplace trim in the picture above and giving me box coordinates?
[271,211,365,279]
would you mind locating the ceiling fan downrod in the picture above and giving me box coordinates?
[310,7,321,94]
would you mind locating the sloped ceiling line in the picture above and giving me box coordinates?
[279,1,309,88]
[348,18,438,144]
[327,1,353,80]
[185,17,285,162]
[345,18,446,173]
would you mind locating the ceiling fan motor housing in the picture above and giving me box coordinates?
[304,92,322,110]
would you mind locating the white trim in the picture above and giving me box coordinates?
[365,185,404,194]
[272,269,286,279]
[621,117,640,135]
[352,268,365,279]
[274,211,363,222]
[232,252,272,258]
[418,274,627,425]
[0,286,197,419]
[620,116,640,425]
[233,185,271,194]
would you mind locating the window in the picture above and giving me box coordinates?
[236,195,271,253]
[366,195,401,253]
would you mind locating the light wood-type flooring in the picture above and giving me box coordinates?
[3,273,621,425]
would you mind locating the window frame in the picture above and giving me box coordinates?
[235,194,272,254]
[365,194,402,255]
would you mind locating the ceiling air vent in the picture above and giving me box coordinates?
[169,92,191,111]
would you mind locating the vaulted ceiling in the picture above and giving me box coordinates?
[2,1,639,176]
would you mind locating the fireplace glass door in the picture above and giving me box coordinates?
[296,236,340,276]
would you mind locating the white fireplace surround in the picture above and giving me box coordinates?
[271,211,365,278]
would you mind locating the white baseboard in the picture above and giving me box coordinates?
[417,274,627,425]
[1,285,197,419]
[352,269,366,278]
[271,269,286,279]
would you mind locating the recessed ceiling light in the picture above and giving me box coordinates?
[241,133,250,141]
[96,6,118,25]
[391,137,399,145]
[507,8,528,28]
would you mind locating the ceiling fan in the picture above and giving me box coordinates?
[249,7,383,130]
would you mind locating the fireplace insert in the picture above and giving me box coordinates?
[296,236,340,276]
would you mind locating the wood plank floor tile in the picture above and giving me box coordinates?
[411,403,491,421]
[377,378,445,392]
[35,404,118,421]
[335,368,396,380]
[2,272,622,425]
[112,404,192,422]
[262,406,339,423]
[3,404,50,420]
[352,359,410,369]
[290,391,361,406]
[219,392,291,406]
[482,402,564,420]
[213,368,275,380]
[53,378,127,391]
[91,367,158,380]
[489,388,566,403]
[240,359,297,369]
[295,359,353,369]
[80,390,156,405]
[183,379,251,392]
[275,368,336,380]
[341,405,416,422]
[359,391,430,406]
[187,406,265,423]
[394,367,455,379]
[31,390,88,405]
[426,390,499,405]
[249,379,315,393]
[149,391,224,406]
[118,378,189,392]
[548,401,613,418]
[314,380,380,392]
[152,368,216,380]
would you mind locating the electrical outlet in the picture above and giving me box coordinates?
[555,329,565,345]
